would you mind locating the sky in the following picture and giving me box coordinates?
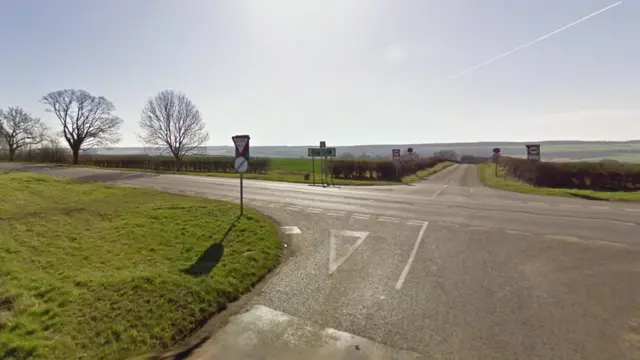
[0,0,638,147]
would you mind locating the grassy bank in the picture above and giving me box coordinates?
[478,163,640,201]
[0,172,282,359]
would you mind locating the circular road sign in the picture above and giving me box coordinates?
[493,147,501,154]
[528,146,539,155]
[234,156,248,173]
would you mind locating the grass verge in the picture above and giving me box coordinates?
[0,172,282,359]
[401,161,455,183]
[478,163,640,201]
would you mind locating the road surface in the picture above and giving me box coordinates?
[1,163,639,359]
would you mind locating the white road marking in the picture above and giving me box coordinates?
[378,216,401,223]
[396,222,429,290]
[252,201,266,205]
[468,226,489,231]
[281,226,302,235]
[432,184,447,198]
[286,206,302,211]
[327,211,346,217]
[624,208,640,212]
[354,213,370,218]
[588,205,610,210]
[268,203,282,208]
[544,235,629,248]
[558,204,581,208]
[528,202,550,207]
[407,220,427,226]
[306,208,322,213]
[329,230,370,274]
[503,200,520,204]
[505,230,533,236]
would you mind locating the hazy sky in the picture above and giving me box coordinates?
[0,0,637,147]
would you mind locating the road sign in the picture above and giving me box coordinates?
[320,141,326,149]
[526,144,541,161]
[493,147,501,154]
[392,149,401,160]
[234,156,248,173]
[232,135,250,158]
[308,147,336,157]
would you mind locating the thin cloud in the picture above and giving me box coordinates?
[450,1,623,80]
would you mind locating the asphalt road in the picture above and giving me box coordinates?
[2,162,639,359]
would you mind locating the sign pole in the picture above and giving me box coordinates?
[240,173,244,215]
[312,156,316,186]
[232,134,251,216]
[320,156,324,187]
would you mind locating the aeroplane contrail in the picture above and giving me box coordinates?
[450,1,623,80]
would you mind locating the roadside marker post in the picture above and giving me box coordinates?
[232,135,250,215]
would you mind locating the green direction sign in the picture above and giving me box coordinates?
[308,147,336,157]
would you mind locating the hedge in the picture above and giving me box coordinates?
[498,157,640,191]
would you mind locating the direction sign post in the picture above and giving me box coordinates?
[232,135,251,216]
[308,146,337,187]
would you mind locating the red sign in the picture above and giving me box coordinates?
[232,135,251,158]
[526,144,540,161]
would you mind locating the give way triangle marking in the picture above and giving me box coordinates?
[329,229,370,274]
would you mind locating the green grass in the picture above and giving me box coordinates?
[0,172,282,359]
[401,161,455,183]
[478,163,640,201]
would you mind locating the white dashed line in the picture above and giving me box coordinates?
[503,200,520,204]
[624,208,640,212]
[505,230,532,236]
[268,203,282,208]
[286,206,302,211]
[407,220,428,226]
[252,201,266,205]
[528,202,550,207]
[544,235,628,248]
[306,208,322,213]
[327,212,346,217]
[378,216,401,223]
[468,226,489,231]
[558,204,581,208]
[588,206,609,210]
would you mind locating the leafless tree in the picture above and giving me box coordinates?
[0,106,47,161]
[138,90,209,163]
[41,89,123,164]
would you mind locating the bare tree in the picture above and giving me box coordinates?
[138,90,209,163]
[0,106,47,161]
[41,89,123,164]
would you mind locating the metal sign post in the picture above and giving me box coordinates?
[232,135,250,215]
[526,144,541,186]
[308,146,336,187]
[392,149,401,180]
[492,147,501,176]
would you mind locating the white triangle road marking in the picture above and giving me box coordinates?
[328,230,369,274]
